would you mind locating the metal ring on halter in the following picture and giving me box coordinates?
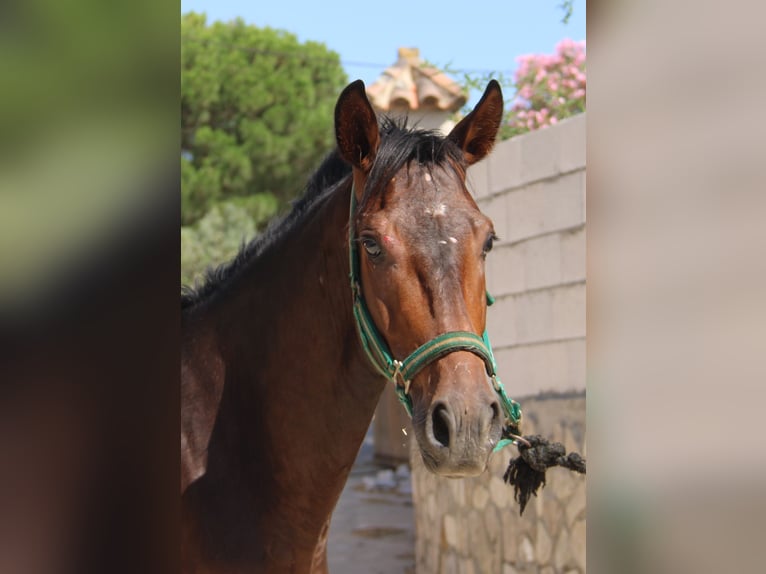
[392,360,411,395]
[507,433,531,448]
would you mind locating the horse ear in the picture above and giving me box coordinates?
[448,79,504,165]
[335,80,380,173]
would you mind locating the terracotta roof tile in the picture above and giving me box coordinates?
[367,48,467,113]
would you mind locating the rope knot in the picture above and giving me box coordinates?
[503,434,586,515]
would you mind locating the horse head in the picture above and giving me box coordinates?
[336,79,508,477]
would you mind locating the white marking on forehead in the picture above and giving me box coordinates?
[433,203,447,216]
[424,173,432,182]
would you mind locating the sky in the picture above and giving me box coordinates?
[180,0,585,106]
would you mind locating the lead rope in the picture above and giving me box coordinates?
[485,287,587,515]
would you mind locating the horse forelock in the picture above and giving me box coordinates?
[357,118,466,215]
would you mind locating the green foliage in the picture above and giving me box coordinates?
[181,201,262,288]
[181,13,348,288]
[559,1,574,24]
[181,12,347,226]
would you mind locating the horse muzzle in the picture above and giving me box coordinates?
[413,383,503,477]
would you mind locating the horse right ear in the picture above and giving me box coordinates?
[447,79,504,166]
[335,80,380,173]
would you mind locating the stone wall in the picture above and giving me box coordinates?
[411,114,586,573]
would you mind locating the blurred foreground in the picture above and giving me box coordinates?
[589,1,766,572]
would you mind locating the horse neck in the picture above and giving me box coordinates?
[204,180,386,543]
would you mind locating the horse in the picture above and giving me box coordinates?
[181,79,513,573]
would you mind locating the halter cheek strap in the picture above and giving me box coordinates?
[348,184,522,450]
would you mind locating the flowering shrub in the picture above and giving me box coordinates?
[502,39,586,138]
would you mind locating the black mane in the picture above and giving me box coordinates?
[180,117,465,311]
[180,151,350,311]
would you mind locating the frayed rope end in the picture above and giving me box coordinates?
[503,434,586,516]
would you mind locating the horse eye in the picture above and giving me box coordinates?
[483,234,497,256]
[362,238,382,258]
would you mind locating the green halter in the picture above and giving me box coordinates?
[348,185,522,451]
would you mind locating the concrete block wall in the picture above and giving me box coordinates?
[471,114,586,397]
[412,114,586,573]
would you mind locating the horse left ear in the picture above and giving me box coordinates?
[335,80,380,173]
[448,80,504,166]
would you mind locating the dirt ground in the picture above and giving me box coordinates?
[327,430,416,574]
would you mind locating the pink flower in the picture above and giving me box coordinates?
[509,38,586,135]
[519,85,533,100]
[556,38,574,53]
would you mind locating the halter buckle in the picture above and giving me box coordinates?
[351,280,362,299]
[391,360,411,395]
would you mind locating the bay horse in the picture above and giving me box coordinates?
[181,79,519,573]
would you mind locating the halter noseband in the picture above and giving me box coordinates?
[348,184,523,450]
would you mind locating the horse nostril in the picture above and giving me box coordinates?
[431,403,451,448]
